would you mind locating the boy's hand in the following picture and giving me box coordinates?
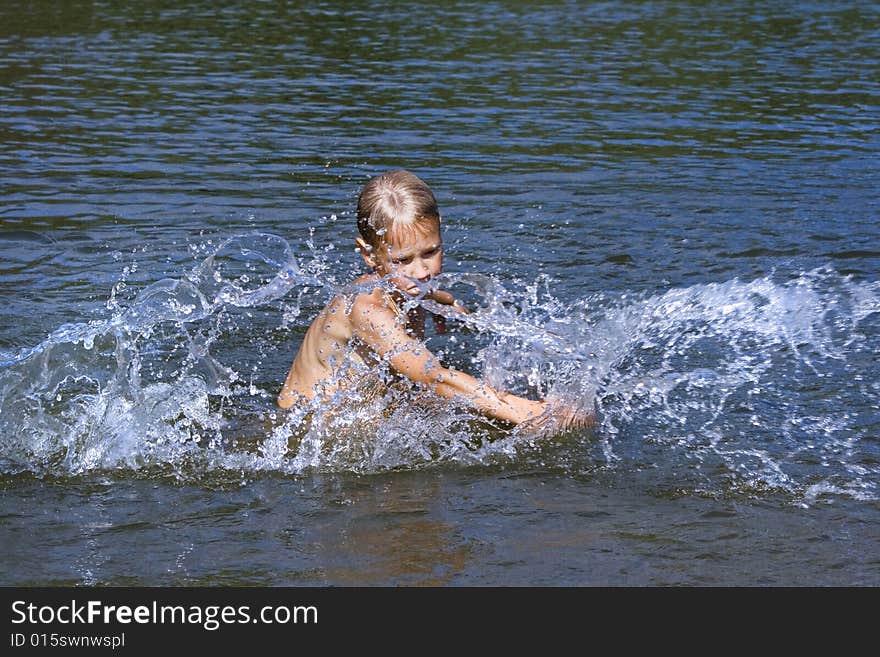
[554,402,597,432]
[426,289,469,314]
[517,399,596,438]
[427,289,468,335]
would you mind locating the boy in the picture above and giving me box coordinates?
[278,169,550,426]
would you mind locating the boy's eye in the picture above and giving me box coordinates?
[393,257,412,265]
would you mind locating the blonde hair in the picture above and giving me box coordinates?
[356,170,440,247]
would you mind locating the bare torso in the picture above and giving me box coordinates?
[277,274,425,407]
[276,274,566,428]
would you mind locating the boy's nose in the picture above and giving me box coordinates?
[411,259,431,280]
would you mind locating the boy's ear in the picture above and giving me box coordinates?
[355,237,377,268]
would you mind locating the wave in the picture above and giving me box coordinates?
[1,232,877,504]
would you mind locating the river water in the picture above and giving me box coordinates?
[1,0,878,585]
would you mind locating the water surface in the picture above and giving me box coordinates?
[1,0,879,585]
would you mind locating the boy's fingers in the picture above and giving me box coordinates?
[428,290,456,305]
[426,289,469,314]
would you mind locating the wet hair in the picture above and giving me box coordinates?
[356,170,440,248]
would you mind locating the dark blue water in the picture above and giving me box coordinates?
[1,0,879,585]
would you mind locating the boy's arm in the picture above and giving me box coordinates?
[425,288,467,335]
[351,296,545,425]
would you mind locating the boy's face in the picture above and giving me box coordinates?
[359,223,443,295]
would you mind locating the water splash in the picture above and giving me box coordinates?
[1,232,877,504]
[546,268,879,502]
[409,267,879,501]
[0,233,304,477]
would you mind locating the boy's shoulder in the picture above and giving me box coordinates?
[343,275,406,330]
[349,289,402,322]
